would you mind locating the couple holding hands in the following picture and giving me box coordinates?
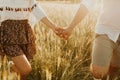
[1,0,120,80]
[50,20,73,40]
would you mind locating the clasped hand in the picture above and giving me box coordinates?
[53,27,72,40]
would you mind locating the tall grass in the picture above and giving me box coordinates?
[0,56,20,80]
[1,2,120,80]
[27,3,97,80]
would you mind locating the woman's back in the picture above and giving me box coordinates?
[0,0,45,27]
[0,0,30,7]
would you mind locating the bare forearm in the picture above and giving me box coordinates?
[68,4,89,31]
[41,17,57,30]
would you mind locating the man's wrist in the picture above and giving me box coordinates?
[67,26,74,32]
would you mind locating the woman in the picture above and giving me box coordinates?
[0,0,61,80]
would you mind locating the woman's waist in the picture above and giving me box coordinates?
[0,19,35,44]
[1,19,28,24]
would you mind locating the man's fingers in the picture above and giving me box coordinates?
[54,30,62,36]
[54,29,70,40]
[60,34,68,40]
[64,35,69,40]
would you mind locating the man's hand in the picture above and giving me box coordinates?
[53,27,72,40]
[60,28,73,40]
[54,27,65,38]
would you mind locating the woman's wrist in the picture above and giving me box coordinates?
[51,25,57,31]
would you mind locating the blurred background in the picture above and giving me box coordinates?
[2,0,117,80]
[37,0,81,3]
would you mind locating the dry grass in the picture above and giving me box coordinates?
[27,3,97,80]
[0,56,20,80]
[1,2,120,80]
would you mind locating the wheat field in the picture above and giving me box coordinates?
[1,2,120,80]
[28,2,97,80]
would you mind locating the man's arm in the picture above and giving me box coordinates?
[67,4,89,31]
[59,0,99,40]
[67,0,99,31]
[60,4,89,40]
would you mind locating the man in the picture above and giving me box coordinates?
[56,0,120,79]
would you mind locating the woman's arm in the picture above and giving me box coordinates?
[40,17,64,34]
[31,0,63,34]
[41,17,58,31]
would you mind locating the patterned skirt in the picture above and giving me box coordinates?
[0,19,36,59]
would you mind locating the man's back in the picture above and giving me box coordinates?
[99,0,120,27]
